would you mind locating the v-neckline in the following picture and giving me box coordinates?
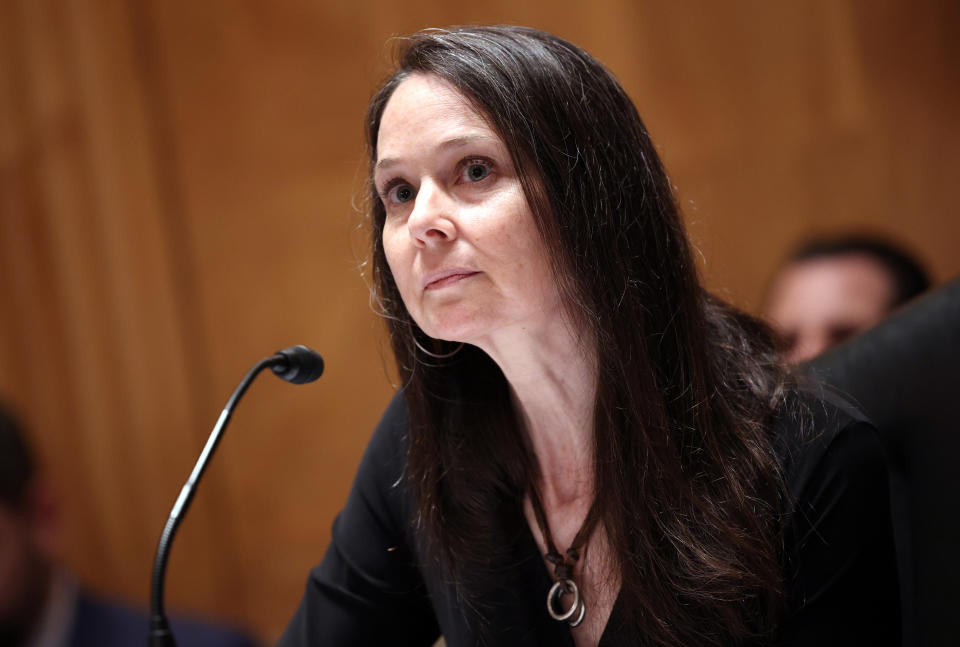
[516,510,623,647]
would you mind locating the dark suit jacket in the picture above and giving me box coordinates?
[69,590,258,647]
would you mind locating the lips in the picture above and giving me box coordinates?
[423,268,479,290]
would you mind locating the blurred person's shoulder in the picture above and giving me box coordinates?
[71,588,258,647]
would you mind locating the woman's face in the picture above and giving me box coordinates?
[375,73,563,347]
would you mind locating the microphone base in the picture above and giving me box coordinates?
[150,615,177,647]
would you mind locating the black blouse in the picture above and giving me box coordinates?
[278,387,901,646]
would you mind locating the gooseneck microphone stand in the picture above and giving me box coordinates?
[149,345,324,646]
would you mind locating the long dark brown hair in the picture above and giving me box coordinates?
[365,26,787,646]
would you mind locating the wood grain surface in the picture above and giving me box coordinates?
[1,1,957,641]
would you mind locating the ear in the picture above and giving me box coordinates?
[22,477,61,560]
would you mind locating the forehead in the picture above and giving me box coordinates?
[789,255,893,295]
[376,73,498,160]
[769,254,895,322]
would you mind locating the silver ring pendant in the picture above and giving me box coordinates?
[569,598,587,628]
[547,579,585,626]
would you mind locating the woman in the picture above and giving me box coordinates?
[280,26,900,646]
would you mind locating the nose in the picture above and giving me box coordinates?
[787,332,828,364]
[407,180,457,247]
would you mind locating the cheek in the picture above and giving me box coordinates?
[481,194,541,261]
[509,215,550,274]
[382,229,417,302]
[381,227,404,279]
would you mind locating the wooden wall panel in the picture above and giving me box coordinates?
[0,0,243,624]
[1,1,958,642]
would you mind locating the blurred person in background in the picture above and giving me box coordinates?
[764,234,931,363]
[0,403,258,647]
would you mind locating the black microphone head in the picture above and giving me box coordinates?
[271,345,324,384]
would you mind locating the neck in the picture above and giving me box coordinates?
[476,316,597,506]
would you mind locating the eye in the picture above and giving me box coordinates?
[461,159,492,183]
[779,331,797,353]
[828,325,858,346]
[385,182,416,205]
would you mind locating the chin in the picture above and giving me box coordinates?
[417,309,486,344]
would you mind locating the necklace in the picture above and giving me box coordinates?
[527,483,600,628]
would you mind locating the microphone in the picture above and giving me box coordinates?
[272,344,325,384]
[149,345,324,646]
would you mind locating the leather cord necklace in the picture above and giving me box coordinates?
[528,483,600,628]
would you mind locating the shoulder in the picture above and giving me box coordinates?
[70,590,143,645]
[346,390,412,528]
[322,388,424,589]
[772,380,885,502]
[71,590,257,647]
[364,389,411,467]
[168,614,259,647]
[771,382,902,640]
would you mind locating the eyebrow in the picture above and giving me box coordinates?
[375,134,499,171]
